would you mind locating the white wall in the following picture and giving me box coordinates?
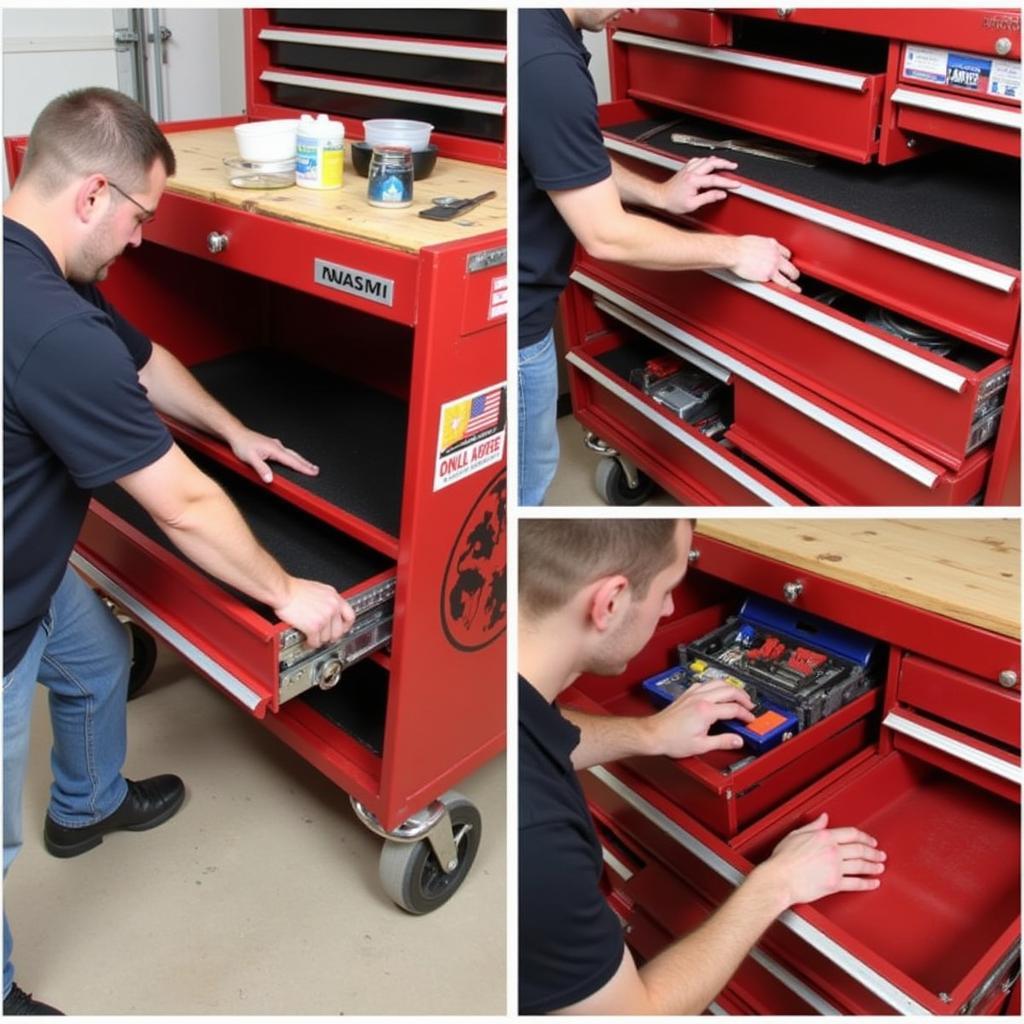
[582,23,611,103]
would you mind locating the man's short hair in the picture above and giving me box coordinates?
[21,87,176,196]
[520,519,690,617]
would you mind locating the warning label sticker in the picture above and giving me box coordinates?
[489,275,508,320]
[988,58,1021,98]
[434,382,507,491]
[903,45,950,85]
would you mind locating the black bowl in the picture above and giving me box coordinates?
[351,142,439,180]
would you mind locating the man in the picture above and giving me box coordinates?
[3,88,354,1015]
[519,519,886,1014]
[518,8,801,505]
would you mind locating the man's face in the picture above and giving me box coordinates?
[68,160,166,284]
[573,9,630,32]
[586,520,693,676]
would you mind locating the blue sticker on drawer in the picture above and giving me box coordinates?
[904,45,1020,99]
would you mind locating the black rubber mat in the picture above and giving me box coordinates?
[299,658,389,756]
[189,351,405,538]
[93,446,393,621]
[609,117,1020,268]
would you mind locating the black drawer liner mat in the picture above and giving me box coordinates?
[609,116,1020,268]
[93,446,393,621]
[269,42,506,95]
[299,658,388,756]
[271,9,506,44]
[189,350,405,539]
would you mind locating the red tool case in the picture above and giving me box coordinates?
[5,8,507,910]
[563,7,1020,506]
[561,520,1021,1014]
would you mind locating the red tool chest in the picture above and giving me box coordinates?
[5,9,507,910]
[561,520,1021,1015]
[563,7,1020,506]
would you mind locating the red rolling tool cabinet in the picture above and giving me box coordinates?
[561,520,1021,1015]
[5,8,507,913]
[563,7,1021,506]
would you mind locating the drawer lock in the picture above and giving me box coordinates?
[206,231,229,254]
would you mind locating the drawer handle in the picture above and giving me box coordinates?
[207,231,229,254]
[998,669,1019,690]
[891,86,1023,130]
[782,580,803,603]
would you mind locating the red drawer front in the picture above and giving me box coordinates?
[565,344,802,507]
[729,376,991,505]
[899,653,1021,749]
[613,9,732,47]
[613,32,885,163]
[894,87,1022,157]
[579,256,1010,470]
[599,128,1020,355]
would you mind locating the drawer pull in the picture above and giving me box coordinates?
[612,30,869,92]
[601,135,1017,293]
[998,669,1019,690]
[891,86,1023,130]
[588,765,930,1015]
[782,580,803,603]
[206,231,229,254]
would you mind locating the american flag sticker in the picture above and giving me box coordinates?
[435,383,507,491]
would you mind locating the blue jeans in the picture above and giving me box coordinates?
[3,567,130,997]
[518,329,560,506]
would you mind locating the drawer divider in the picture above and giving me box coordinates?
[588,765,932,1016]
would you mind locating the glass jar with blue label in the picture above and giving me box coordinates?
[367,145,414,208]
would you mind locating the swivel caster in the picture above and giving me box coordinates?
[595,456,657,506]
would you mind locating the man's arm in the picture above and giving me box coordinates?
[611,154,740,215]
[557,813,886,1015]
[138,343,318,483]
[549,175,800,290]
[118,443,352,646]
[562,679,756,770]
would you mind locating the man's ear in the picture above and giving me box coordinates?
[587,575,630,632]
[74,174,108,224]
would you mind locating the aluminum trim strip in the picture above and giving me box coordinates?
[891,86,1023,129]
[612,30,868,91]
[601,846,634,881]
[748,948,837,1016]
[259,70,506,115]
[703,269,967,393]
[571,272,941,487]
[593,296,733,383]
[564,351,792,506]
[588,765,932,1016]
[708,1001,729,1015]
[884,711,1023,786]
[259,28,506,63]
[601,137,1016,294]
[69,552,264,712]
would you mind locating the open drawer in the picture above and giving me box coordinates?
[609,29,887,163]
[74,445,396,718]
[597,104,1020,355]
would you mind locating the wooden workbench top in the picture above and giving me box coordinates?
[165,127,505,254]
[695,519,1020,639]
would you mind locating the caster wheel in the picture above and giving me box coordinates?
[379,791,481,914]
[126,622,157,700]
[595,457,656,506]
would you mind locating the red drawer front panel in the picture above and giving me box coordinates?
[730,377,991,505]
[614,10,732,47]
[144,191,420,325]
[579,257,1008,469]
[566,346,801,506]
[899,653,1022,749]
[617,40,885,163]
[600,134,1020,355]
[895,94,1022,157]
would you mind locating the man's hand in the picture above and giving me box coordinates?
[660,156,740,216]
[643,679,756,759]
[755,812,886,908]
[274,578,355,649]
[230,428,319,484]
[730,235,801,292]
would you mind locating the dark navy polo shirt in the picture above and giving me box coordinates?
[518,8,612,349]
[4,217,172,673]
[519,675,624,1014]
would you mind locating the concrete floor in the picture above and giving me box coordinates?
[6,645,505,1015]
[544,414,678,507]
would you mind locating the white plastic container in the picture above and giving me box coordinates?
[295,114,344,190]
[233,119,299,162]
[363,119,433,152]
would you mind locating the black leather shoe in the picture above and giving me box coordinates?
[4,983,63,1015]
[43,775,185,858]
